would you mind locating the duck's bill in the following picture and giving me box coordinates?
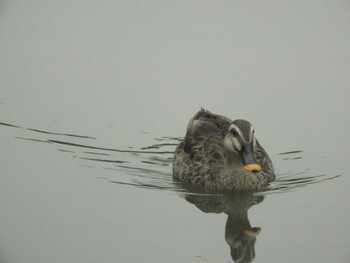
[244,227,261,237]
[244,163,262,172]
[240,144,262,172]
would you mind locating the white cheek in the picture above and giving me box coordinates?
[223,137,234,151]
[232,138,242,152]
[224,136,242,152]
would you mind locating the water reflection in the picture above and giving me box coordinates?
[0,120,341,262]
[185,192,263,263]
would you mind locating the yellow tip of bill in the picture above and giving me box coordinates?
[244,164,262,172]
[244,228,261,237]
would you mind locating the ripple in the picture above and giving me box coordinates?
[278,150,303,155]
[1,121,340,195]
[0,121,96,139]
[259,173,341,195]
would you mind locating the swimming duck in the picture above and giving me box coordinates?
[173,109,275,191]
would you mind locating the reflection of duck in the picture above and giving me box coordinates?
[185,192,264,263]
[173,109,275,191]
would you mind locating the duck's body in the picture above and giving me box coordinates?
[173,109,275,191]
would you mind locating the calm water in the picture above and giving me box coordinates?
[1,1,350,262]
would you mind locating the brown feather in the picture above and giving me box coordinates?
[173,109,275,192]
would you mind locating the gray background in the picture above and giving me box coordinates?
[1,0,349,262]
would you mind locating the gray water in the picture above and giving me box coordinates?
[1,1,350,262]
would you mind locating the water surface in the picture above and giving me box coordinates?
[1,1,350,262]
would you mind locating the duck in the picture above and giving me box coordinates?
[173,109,275,191]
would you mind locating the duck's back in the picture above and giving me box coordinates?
[173,109,232,187]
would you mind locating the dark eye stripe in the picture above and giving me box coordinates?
[231,129,239,137]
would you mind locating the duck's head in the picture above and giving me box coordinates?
[223,119,262,173]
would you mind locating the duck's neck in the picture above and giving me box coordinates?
[223,149,245,173]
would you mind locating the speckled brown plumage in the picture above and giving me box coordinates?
[173,109,275,192]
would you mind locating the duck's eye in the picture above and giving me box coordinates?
[231,129,238,137]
